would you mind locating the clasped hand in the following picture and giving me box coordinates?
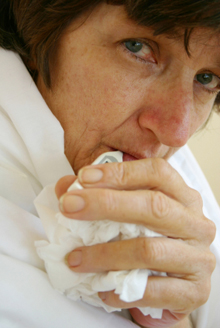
[55,158,216,328]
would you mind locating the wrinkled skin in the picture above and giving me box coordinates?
[55,160,215,327]
[37,3,218,327]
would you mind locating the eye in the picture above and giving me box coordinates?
[123,40,156,63]
[125,40,144,53]
[195,73,220,91]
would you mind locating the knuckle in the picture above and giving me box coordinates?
[198,216,217,245]
[183,282,209,312]
[206,219,217,243]
[150,158,173,181]
[187,271,213,309]
[107,162,128,188]
[150,191,170,219]
[205,251,216,273]
[192,188,202,202]
[196,249,216,276]
[137,238,150,265]
[101,189,118,213]
[196,280,211,306]
[189,188,204,208]
[113,162,127,187]
[138,238,165,266]
[183,293,197,313]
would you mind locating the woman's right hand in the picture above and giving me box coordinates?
[56,158,216,327]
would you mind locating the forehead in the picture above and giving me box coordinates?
[68,4,220,44]
[185,29,220,68]
[186,28,220,50]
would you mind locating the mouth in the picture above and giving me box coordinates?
[122,152,139,162]
[108,147,143,162]
[108,144,170,162]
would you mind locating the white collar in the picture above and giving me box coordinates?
[0,48,73,187]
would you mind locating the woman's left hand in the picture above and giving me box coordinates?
[55,158,216,328]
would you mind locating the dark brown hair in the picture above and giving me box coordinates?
[1,0,220,111]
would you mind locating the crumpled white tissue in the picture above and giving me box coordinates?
[34,184,165,318]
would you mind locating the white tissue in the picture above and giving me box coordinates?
[35,152,165,318]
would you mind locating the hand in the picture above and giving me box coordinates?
[132,313,193,328]
[55,158,216,328]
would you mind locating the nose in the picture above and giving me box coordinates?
[138,74,193,148]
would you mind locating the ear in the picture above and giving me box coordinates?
[22,56,39,82]
[24,55,38,70]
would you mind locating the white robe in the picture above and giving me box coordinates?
[0,48,220,328]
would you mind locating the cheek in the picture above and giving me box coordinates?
[190,84,216,133]
[56,59,142,128]
[189,101,214,136]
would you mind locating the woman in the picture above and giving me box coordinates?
[0,1,220,327]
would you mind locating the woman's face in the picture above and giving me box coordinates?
[37,3,220,173]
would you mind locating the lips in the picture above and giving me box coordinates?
[122,152,139,162]
[108,145,167,162]
[107,146,142,161]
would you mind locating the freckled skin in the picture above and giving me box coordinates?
[44,6,219,327]
[37,4,220,173]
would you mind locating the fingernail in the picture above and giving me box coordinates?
[98,292,107,300]
[68,250,82,267]
[60,194,85,213]
[78,168,103,184]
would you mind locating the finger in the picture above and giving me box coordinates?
[98,275,208,313]
[55,175,77,199]
[59,188,213,241]
[77,158,199,207]
[68,237,214,275]
[129,308,188,328]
